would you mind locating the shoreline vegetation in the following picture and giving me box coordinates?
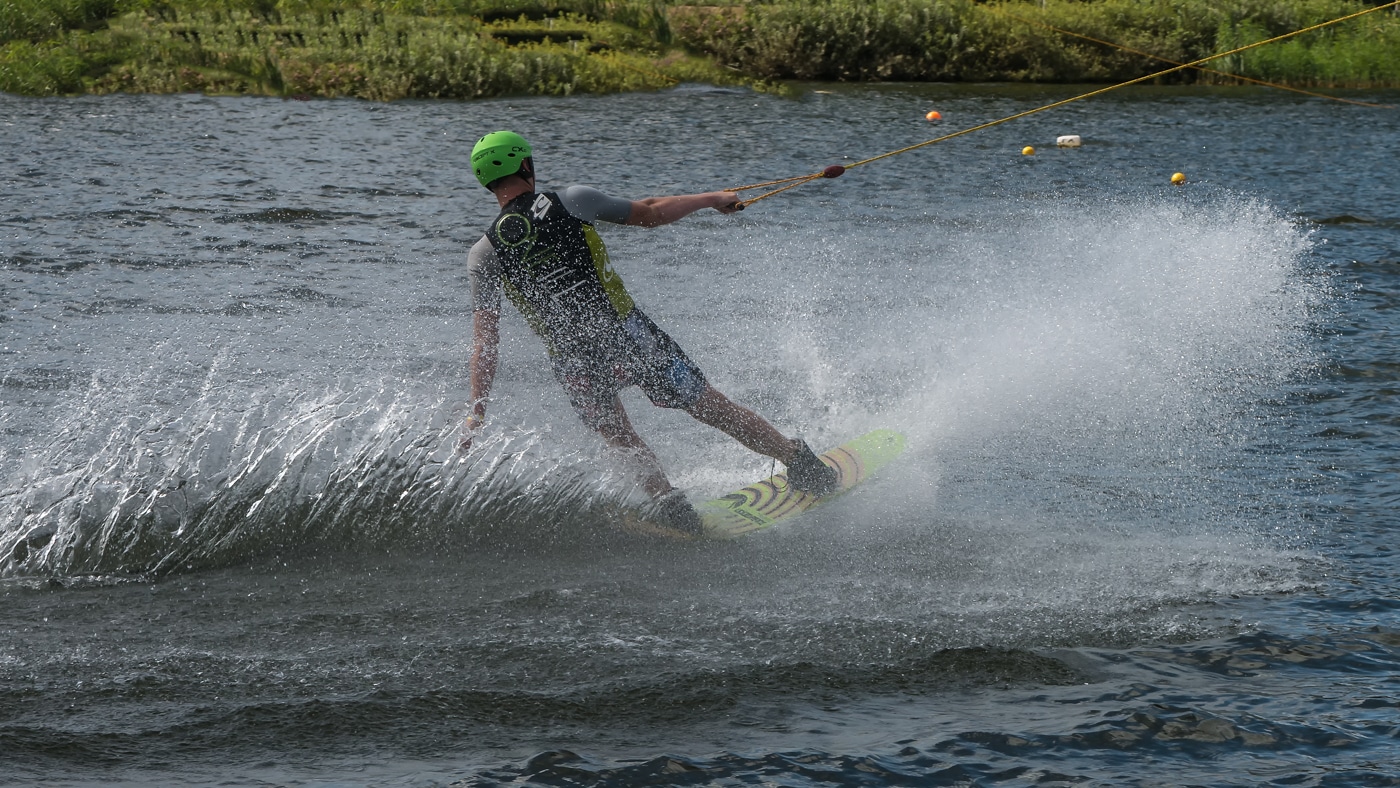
[2,0,1398,99]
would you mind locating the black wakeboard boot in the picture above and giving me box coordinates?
[652,490,704,536]
[785,439,838,497]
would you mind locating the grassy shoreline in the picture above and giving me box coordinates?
[3,0,1398,99]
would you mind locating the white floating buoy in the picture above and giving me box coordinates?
[1056,135,1082,148]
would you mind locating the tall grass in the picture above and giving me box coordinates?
[1215,14,1400,86]
[0,36,90,93]
[2,0,1397,97]
[0,0,118,44]
[3,2,722,97]
[669,0,1400,85]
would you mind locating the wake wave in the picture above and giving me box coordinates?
[0,351,643,577]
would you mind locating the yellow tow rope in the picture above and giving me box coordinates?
[731,0,1400,207]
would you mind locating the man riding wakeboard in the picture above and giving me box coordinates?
[462,130,836,535]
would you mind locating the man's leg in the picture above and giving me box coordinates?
[684,385,837,496]
[593,395,704,534]
[684,385,797,463]
[592,394,673,498]
[614,308,835,496]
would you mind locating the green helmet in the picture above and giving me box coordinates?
[471,130,533,188]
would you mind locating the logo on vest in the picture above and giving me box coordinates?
[530,194,552,220]
[495,213,533,247]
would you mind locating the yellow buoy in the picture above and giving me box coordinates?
[925,110,942,121]
[1022,146,1035,156]
[1171,172,1186,185]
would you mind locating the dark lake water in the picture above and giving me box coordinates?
[2,83,1399,786]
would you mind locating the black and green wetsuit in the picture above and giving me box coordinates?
[468,186,707,426]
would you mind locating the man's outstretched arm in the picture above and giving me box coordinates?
[625,191,743,227]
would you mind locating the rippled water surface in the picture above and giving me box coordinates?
[2,84,1399,786]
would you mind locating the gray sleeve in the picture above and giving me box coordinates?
[467,235,502,312]
[559,184,634,225]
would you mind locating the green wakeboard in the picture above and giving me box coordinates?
[697,428,907,539]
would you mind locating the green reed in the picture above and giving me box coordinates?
[2,0,1397,97]
[1214,14,1400,86]
[1,0,119,44]
[2,1,724,97]
[670,0,1400,85]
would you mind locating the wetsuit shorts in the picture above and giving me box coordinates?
[551,309,708,429]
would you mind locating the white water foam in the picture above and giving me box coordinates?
[2,191,1327,635]
[638,192,1330,644]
